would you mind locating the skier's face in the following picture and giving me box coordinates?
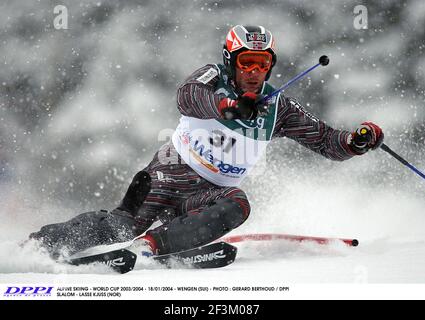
[235,67,268,93]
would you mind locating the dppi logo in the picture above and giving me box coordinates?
[4,286,54,297]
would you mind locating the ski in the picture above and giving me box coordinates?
[154,241,237,269]
[67,248,137,274]
[67,241,237,274]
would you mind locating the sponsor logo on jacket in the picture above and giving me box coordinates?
[189,139,246,175]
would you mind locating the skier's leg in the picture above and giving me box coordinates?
[29,171,152,258]
[29,209,137,258]
[145,187,251,254]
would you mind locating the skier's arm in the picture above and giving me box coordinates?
[177,65,268,120]
[272,96,356,161]
[176,64,223,119]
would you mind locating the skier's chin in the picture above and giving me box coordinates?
[241,82,262,93]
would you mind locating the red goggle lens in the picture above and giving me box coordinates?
[236,51,273,73]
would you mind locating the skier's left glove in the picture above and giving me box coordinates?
[218,92,268,120]
[348,122,384,155]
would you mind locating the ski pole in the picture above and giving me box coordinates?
[260,55,425,181]
[358,129,425,181]
[261,55,330,103]
[380,143,425,180]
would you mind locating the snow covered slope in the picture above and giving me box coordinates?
[1,154,424,300]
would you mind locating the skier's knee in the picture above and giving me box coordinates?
[118,170,151,215]
[225,188,251,224]
[213,197,249,230]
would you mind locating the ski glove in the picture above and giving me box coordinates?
[349,122,384,155]
[218,92,269,120]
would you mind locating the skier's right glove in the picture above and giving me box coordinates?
[218,92,268,120]
[348,122,384,155]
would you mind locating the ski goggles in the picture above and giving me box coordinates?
[236,50,273,73]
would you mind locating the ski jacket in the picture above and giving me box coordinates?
[172,64,355,186]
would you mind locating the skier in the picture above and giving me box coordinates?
[30,25,383,259]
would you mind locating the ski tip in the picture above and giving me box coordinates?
[351,239,359,247]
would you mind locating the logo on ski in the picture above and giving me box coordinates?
[181,249,226,264]
[102,257,126,267]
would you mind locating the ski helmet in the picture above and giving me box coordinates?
[223,25,277,81]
